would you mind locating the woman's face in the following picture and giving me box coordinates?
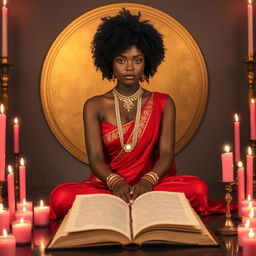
[112,45,145,86]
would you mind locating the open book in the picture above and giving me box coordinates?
[47,191,219,249]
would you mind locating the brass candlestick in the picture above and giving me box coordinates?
[216,181,237,235]
[0,56,11,112]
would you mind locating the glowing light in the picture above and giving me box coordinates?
[234,113,239,122]
[8,165,13,173]
[224,145,230,153]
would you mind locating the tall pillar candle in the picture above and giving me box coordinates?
[7,166,15,221]
[238,161,245,217]
[248,0,254,56]
[13,118,19,153]
[1,0,8,57]
[221,145,234,182]
[250,99,256,140]
[19,158,26,202]
[234,114,241,162]
[247,147,254,198]
[0,105,6,181]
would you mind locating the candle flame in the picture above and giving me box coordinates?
[249,228,255,238]
[249,201,253,208]
[22,206,26,212]
[224,145,230,153]
[40,200,44,207]
[40,240,45,249]
[248,147,253,156]
[234,113,239,122]
[0,104,4,114]
[248,0,253,5]
[14,117,18,125]
[8,165,13,174]
[20,158,25,166]
[3,0,6,7]
[23,198,26,204]
[246,219,251,228]
[251,98,255,104]
[3,229,7,237]
[248,194,252,201]
[237,161,243,168]
[0,203,3,211]
[20,218,24,224]
[249,208,255,218]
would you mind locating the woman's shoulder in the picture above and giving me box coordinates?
[152,91,175,112]
[84,91,113,107]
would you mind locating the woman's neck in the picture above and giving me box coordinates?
[115,83,140,96]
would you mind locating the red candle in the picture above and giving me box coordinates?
[243,228,256,256]
[248,0,254,56]
[238,219,251,246]
[0,203,10,232]
[238,161,245,217]
[7,166,15,221]
[242,195,256,208]
[221,145,234,182]
[19,158,26,202]
[13,118,19,153]
[16,199,32,211]
[243,209,256,227]
[0,229,15,256]
[34,200,50,227]
[15,206,33,224]
[247,147,254,198]
[12,218,32,245]
[0,104,6,181]
[250,99,256,140]
[242,201,256,216]
[234,114,241,162]
[1,0,8,57]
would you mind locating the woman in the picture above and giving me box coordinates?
[50,9,232,220]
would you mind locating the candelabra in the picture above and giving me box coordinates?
[246,54,256,198]
[216,182,237,235]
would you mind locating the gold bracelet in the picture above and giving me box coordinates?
[141,171,159,186]
[106,173,123,191]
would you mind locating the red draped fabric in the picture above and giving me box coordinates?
[50,92,237,220]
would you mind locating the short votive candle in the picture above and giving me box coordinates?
[16,200,33,211]
[0,229,16,256]
[34,200,50,227]
[12,218,32,245]
[15,207,33,224]
[238,220,251,247]
[243,228,256,256]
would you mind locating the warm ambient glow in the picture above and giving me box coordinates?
[0,203,3,211]
[8,165,13,173]
[40,200,44,207]
[20,217,24,224]
[249,208,255,218]
[248,0,253,5]
[3,228,7,237]
[22,206,26,212]
[224,145,230,153]
[249,201,253,208]
[248,146,253,156]
[251,98,255,104]
[14,117,18,125]
[237,161,243,168]
[20,158,25,166]
[3,0,6,7]
[248,194,252,201]
[249,228,255,238]
[0,104,4,114]
[246,219,251,228]
[234,113,239,122]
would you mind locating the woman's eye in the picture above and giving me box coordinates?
[117,59,125,64]
[135,59,143,64]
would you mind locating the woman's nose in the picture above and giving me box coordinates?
[126,60,134,71]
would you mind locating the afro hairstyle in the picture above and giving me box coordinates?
[91,8,165,81]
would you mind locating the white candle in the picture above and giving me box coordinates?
[19,158,26,202]
[1,0,8,57]
[34,200,50,227]
[0,229,15,256]
[12,218,32,244]
[0,104,6,181]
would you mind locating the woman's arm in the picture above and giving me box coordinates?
[130,96,176,200]
[83,97,132,204]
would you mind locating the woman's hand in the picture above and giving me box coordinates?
[130,179,153,203]
[112,180,133,205]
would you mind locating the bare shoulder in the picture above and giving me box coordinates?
[164,95,176,114]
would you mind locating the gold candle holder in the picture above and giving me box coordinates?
[216,181,237,235]
[0,56,12,112]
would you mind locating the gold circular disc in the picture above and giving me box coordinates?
[41,3,208,163]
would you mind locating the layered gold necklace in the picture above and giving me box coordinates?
[112,86,143,152]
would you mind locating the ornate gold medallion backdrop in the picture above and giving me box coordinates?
[41,3,208,164]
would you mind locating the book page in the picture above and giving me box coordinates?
[65,194,131,240]
[131,191,201,237]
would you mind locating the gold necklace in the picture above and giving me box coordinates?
[112,87,143,152]
[112,86,143,112]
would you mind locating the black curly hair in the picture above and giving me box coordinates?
[91,8,165,82]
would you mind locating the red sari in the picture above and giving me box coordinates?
[50,92,236,220]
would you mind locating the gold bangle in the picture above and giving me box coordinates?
[142,171,159,186]
[106,173,124,191]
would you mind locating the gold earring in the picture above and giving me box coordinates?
[140,74,145,82]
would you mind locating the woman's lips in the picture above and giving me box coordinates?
[124,75,136,79]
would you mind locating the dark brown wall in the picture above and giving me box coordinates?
[5,0,249,200]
